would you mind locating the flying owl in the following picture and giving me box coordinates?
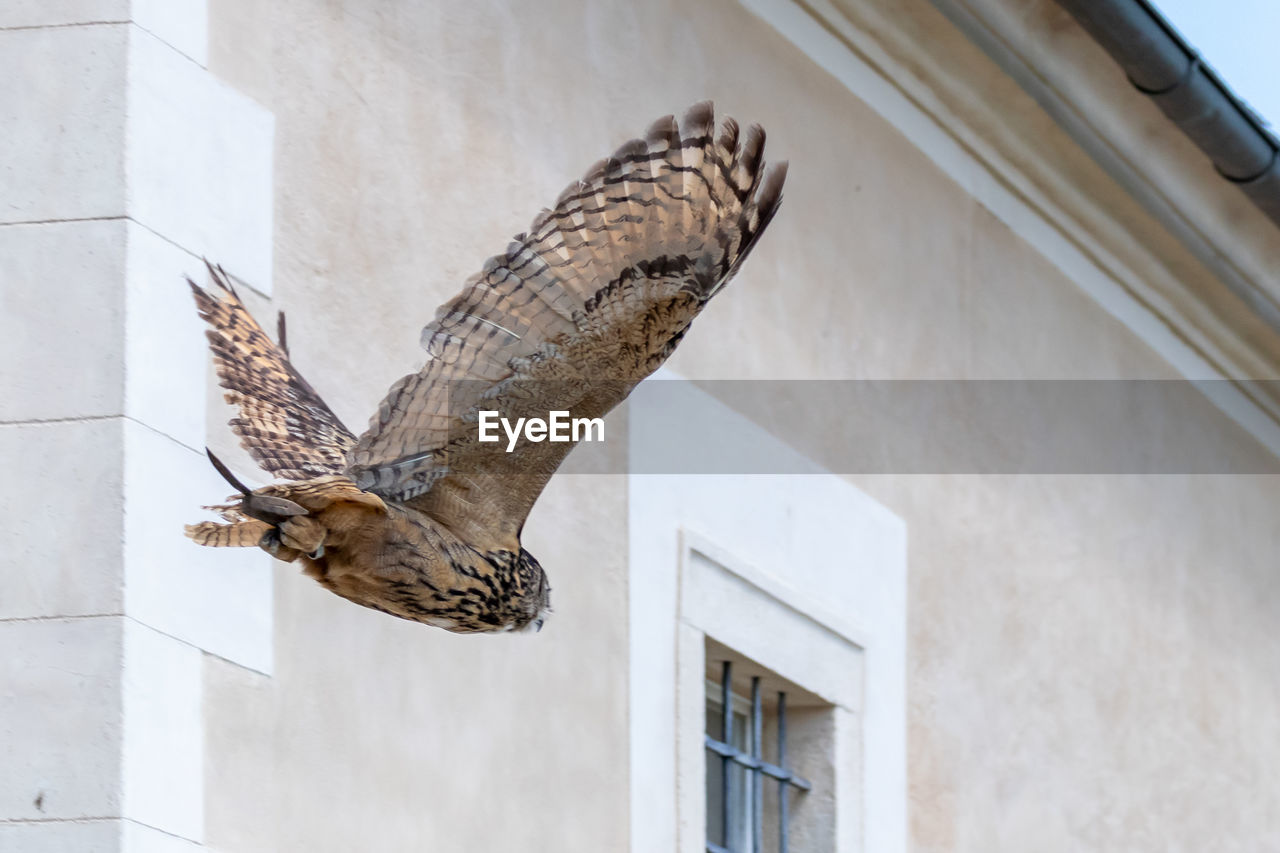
[186,102,786,633]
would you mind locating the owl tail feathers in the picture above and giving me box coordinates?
[185,518,274,548]
[185,448,309,555]
[186,450,389,559]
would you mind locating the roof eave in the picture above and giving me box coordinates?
[1053,0,1280,226]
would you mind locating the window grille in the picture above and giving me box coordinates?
[705,660,811,853]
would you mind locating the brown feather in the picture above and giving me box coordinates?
[186,103,785,634]
[189,262,356,480]
[347,102,786,544]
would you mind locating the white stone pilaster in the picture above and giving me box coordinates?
[1,4,275,848]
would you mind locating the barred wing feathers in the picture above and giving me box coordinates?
[190,264,357,480]
[346,102,786,541]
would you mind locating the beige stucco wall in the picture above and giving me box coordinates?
[200,0,1280,851]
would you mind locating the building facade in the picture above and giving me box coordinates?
[3,0,1278,851]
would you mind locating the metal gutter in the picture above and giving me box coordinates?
[926,0,1280,335]
[1054,0,1280,225]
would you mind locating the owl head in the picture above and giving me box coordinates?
[513,548,552,633]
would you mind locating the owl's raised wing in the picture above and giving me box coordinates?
[345,102,786,544]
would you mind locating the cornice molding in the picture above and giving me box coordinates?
[741,0,1280,457]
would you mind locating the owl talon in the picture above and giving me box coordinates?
[257,527,301,563]
[259,528,281,556]
[278,516,326,559]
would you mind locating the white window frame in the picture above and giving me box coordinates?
[627,375,907,853]
[685,535,857,852]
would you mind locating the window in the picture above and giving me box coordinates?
[704,659,813,853]
[627,406,907,853]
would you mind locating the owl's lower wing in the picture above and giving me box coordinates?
[345,102,786,543]
[191,264,357,480]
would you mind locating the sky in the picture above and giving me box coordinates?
[1152,0,1280,133]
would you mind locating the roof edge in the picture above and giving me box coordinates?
[1053,0,1280,225]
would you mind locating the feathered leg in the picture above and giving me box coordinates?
[186,454,388,563]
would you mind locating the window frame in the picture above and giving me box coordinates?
[626,372,908,853]
[675,536,861,852]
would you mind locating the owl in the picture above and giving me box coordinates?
[186,102,786,633]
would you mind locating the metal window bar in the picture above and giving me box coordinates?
[706,661,811,853]
[752,677,763,853]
